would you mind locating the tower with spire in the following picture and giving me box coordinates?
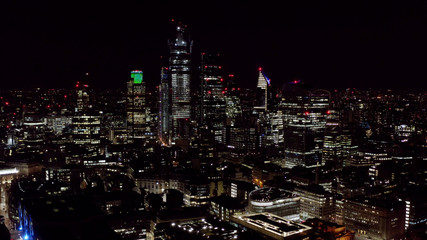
[254,67,271,112]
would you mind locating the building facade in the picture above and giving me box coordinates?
[127,70,146,144]
[343,196,405,240]
[169,21,192,143]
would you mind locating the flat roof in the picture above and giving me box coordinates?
[232,213,311,240]
[159,218,241,240]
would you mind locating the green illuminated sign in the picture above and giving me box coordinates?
[131,71,143,84]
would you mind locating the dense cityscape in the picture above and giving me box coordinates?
[1,5,427,240]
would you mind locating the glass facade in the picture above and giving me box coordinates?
[200,53,226,144]
[169,22,192,142]
[159,67,170,144]
[280,84,330,168]
[127,70,146,142]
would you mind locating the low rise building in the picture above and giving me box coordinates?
[343,196,405,240]
[231,212,312,240]
[294,185,335,222]
[248,187,300,221]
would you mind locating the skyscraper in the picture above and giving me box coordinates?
[254,68,271,112]
[280,82,330,168]
[200,53,226,144]
[169,21,192,144]
[159,67,170,145]
[69,73,101,164]
[127,70,146,144]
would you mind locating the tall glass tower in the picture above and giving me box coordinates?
[70,73,101,164]
[254,67,271,112]
[127,70,146,143]
[280,82,330,168]
[169,21,192,143]
[159,66,170,145]
[200,53,226,143]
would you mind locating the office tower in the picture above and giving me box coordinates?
[397,186,427,231]
[280,82,330,168]
[322,108,353,169]
[15,104,47,156]
[224,74,242,122]
[159,67,170,145]
[252,68,273,150]
[127,70,146,144]
[260,111,284,148]
[76,76,90,112]
[169,21,192,143]
[223,74,243,150]
[200,53,226,144]
[145,85,159,144]
[70,73,101,164]
[254,67,271,112]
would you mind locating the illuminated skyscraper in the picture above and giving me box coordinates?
[127,70,146,143]
[169,21,192,143]
[322,108,352,169]
[70,73,101,164]
[254,68,271,112]
[200,53,226,143]
[280,82,330,168]
[159,67,170,144]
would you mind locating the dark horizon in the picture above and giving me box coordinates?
[1,1,427,91]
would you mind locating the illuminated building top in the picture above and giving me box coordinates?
[257,67,271,90]
[131,70,143,84]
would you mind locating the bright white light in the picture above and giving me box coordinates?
[0,168,19,175]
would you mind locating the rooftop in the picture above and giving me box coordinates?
[232,212,312,240]
[346,196,405,210]
[249,187,296,202]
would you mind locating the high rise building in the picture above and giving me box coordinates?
[159,67,170,145]
[200,53,226,144]
[280,82,330,168]
[145,85,159,144]
[169,21,192,143]
[127,70,146,144]
[254,68,271,112]
[253,68,273,150]
[322,108,353,169]
[69,73,101,164]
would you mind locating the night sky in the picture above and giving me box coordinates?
[1,1,427,91]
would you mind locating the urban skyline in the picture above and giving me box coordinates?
[1,2,427,240]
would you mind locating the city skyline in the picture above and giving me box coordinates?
[1,1,427,91]
[1,3,427,238]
